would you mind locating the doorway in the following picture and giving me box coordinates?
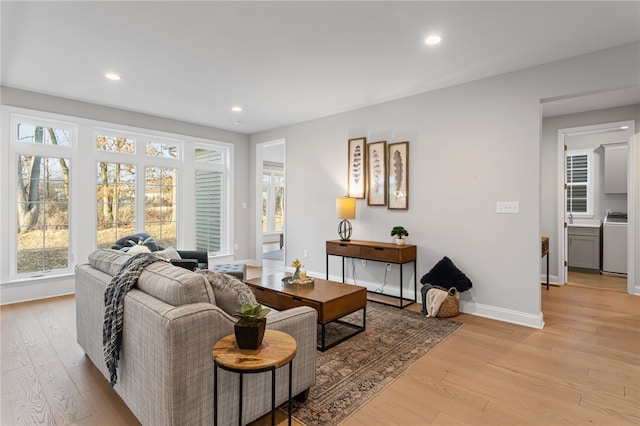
[255,139,285,274]
[556,120,635,294]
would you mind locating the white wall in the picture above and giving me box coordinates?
[541,104,640,280]
[0,88,252,303]
[250,42,640,328]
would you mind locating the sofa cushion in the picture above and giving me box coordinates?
[196,269,256,315]
[137,262,214,306]
[87,249,215,306]
[88,249,133,277]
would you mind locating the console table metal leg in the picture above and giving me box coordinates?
[326,254,329,280]
[400,263,404,308]
[414,260,417,302]
[546,253,550,290]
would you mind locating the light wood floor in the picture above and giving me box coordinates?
[2,268,638,425]
[567,270,628,293]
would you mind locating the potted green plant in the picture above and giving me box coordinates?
[233,303,271,349]
[390,226,409,246]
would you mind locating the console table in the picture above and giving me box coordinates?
[326,240,417,308]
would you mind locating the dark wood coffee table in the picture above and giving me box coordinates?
[244,274,367,351]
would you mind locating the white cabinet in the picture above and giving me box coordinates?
[603,143,628,193]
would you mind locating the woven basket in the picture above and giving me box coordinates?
[436,287,460,318]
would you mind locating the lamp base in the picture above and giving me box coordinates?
[338,219,353,241]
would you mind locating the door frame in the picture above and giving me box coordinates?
[255,138,286,265]
[556,120,636,293]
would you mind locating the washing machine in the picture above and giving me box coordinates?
[602,212,627,275]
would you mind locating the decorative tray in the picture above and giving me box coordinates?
[282,277,315,288]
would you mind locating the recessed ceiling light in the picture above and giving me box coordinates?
[425,35,442,45]
[231,106,243,112]
[620,126,629,130]
[105,73,121,81]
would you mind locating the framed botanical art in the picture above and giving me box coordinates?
[388,141,409,210]
[367,140,387,206]
[347,137,366,198]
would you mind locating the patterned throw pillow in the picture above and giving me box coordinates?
[196,269,257,315]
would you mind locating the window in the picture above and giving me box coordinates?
[4,108,234,291]
[262,169,284,233]
[194,146,229,254]
[96,162,136,248]
[12,118,73,277]
[95,130,181,249]
[566,150,593,216]
[145,166,177,248]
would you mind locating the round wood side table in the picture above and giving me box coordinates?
[212,330,297,426]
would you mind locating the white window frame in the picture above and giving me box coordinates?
[1,106,235,290]
[566,149,594,218]
[93,127,182,248]
[8,113,77,280]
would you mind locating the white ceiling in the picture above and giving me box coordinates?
[2,1,639,134]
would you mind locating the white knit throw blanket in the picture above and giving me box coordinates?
[425,287,449,317]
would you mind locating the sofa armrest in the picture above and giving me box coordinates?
[177,250,208,269]
[265,306,318,390]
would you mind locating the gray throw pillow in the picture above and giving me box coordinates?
[196,269,256,315]
[154,246,182,260]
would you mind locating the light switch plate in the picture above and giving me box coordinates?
[496,201,519,214]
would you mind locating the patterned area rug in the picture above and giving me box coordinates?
[288,301,463,425]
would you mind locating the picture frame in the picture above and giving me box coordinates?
[347,137,366,198]
[367,140,387,206]
[388,141,409,210]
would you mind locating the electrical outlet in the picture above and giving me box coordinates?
[606,209,612,215]
[303,250,309,258]
[234,243,238,250]
[386,263,391,271]
[361,259,367,267]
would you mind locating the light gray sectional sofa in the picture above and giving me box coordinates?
[75,249,317,426]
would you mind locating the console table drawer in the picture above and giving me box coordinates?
[326,241,361,257]
[360,246,399,261]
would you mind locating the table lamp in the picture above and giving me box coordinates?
[336,197,356,241]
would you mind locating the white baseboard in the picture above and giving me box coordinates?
[325,272,545,329]
[540,273,562,285]
[460,300,545,329]
[1,275,75,305]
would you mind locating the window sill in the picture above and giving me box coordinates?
[4,271,75,286]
